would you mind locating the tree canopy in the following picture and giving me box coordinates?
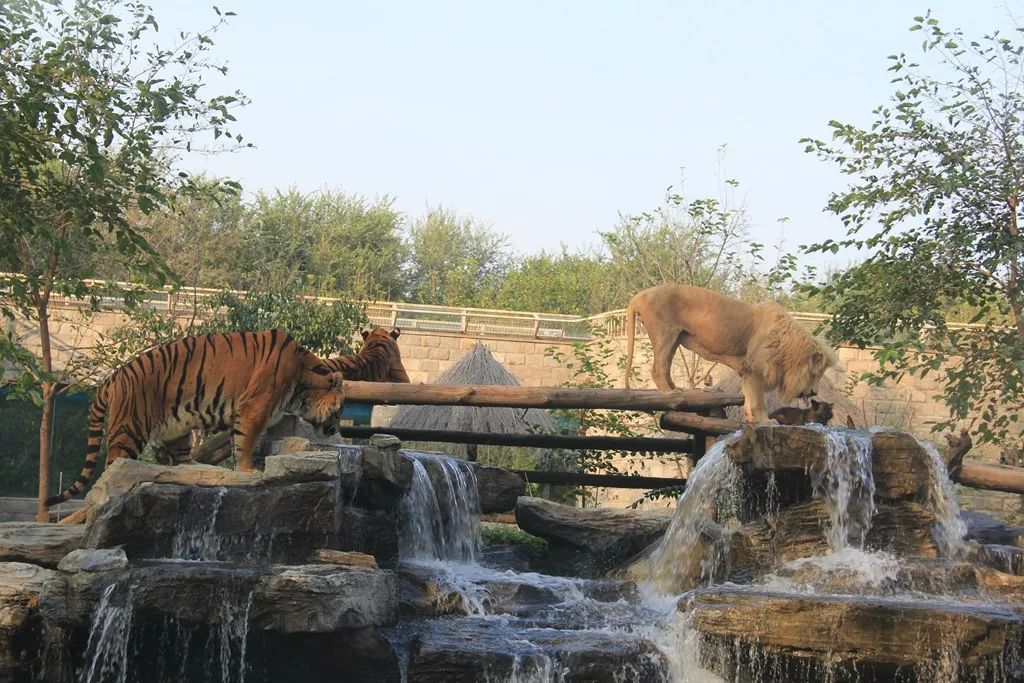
[802,14,1024,446]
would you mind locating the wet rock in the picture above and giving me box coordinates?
[0,523,85,569]
[263,449,362,495]
[406,617,668,683]
[962,511,1024,546]
[332,507,399,567]
[726,426,931,502]
[395,571,469,618]
[515,497,674,578]
[471,463,526,513]
[968,542,1024,576]
[246,627,401,682]
[0,562,58,679]
[356,446,413,510]
[84,458,262,508]
[85,481,338,564]
[727,499,938,581]
[682,585,1024,672]
[480,544,542,573]
[56,548,127,573]
[252,565,398,632]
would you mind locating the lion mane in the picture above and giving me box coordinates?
[624,284,839,423]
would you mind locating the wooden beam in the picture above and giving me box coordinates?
[954,462,1024,494]
[512,469,686,490]
[342,381,744,412]
[337,426,693,453]
[660,410,743,436]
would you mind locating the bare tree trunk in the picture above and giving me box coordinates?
[36,303,54,523]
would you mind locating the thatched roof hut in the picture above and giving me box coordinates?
[711,372,865,429]
[388,343,567,468]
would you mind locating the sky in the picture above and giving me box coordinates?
[156,1,1019,272]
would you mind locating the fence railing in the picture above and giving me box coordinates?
[3,273,980,342]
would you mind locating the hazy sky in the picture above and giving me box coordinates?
[158,1,1018,271]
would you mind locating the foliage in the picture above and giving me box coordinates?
[0,0,247,517]
[545,326,656,506]
[406,207,511,306]
[203,289,366,358]
[480,522,548,551]
[488,248,617,315]
[800,14,1024,447]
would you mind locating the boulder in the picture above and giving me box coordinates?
[962,511,1024,546]
[252,565,398,633]
[726,426,931,502]
[0,562,59,678]
[0,523,85,568]
[406,617,667,683]
[682,585,1024,674]
[331,506,399,567]
[514,497,672,578]
[56,548,127,573]
[263,450,362,505]
[85,458,262,508]
[85,481,338,563]
[471,463,526,514]
[356,446,413,510]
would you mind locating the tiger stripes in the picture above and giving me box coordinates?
[45,329,345,507]
[323,327,409,382]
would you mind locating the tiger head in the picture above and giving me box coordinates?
[359,327,410,383]
[296,368,346,436]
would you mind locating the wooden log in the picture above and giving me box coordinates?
[337,426,693,453]
[939,429,1024,495]
[955,462,1024,495]
[660,410,743,436]
[512,470,686,490]
[56,505,90,525]
[342,381,744,411]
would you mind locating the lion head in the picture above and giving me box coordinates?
[751,305,840,403]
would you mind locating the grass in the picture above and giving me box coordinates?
[481,522,548,551]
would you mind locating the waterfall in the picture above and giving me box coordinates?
[917,438,967,557]
[812,427,875,550]
[643,436,743,594]
[399,453,481,563]
[81,583,135,683]
[171,486,227,561]
[78,578,253,683]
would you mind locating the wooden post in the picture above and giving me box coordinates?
[660,410,743,436]
[337,426,693,453]
[342,381,744,412]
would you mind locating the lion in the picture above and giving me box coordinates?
[624,284,840,423]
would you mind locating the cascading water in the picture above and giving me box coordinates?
[171,486,227,561]
[643,436,744,593]
[917,437,968,557]
[78,579,253,683]
[813,426,875,550]
[80,583,135,683]
[399,452,481,563]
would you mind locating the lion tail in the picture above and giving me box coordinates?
[624,297,638,389]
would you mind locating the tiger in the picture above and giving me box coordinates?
[178,326,410,464]
[45,329,346,507]
[324,327,410,382]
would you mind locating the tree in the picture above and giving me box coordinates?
[801,14,1024,447]
[406,207,511,306]
[488,248,616,315]
[0,0,247,520]
[598,177,789,307]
